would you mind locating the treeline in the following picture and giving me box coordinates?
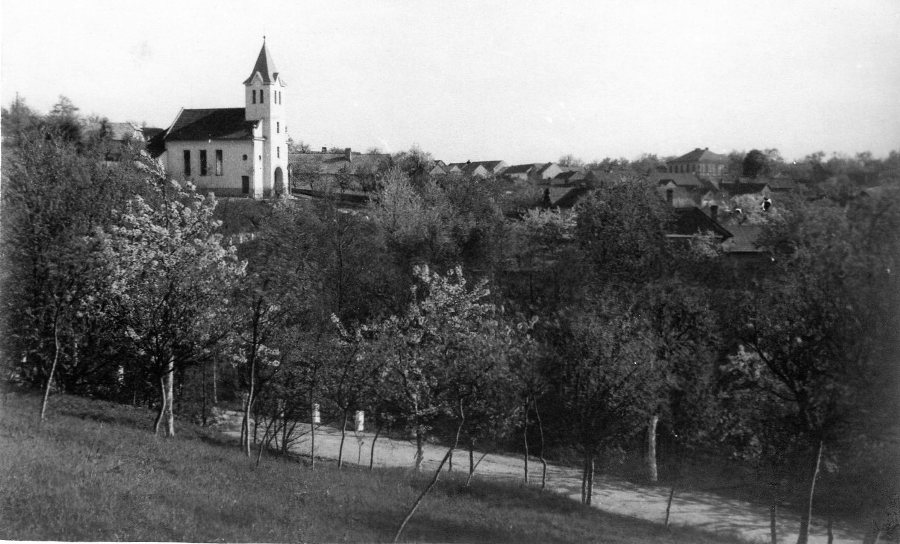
[2,99,899,543]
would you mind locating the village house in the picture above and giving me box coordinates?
[447,160,508,178]
[502,163,539,182]
[152,41,288,198]
[82,121,148,162]
[289,147,391,192]
[666,147,729,178]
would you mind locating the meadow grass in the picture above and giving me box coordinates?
[0,391,746,543]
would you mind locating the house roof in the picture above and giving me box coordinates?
[504,163,536,175]
[449,160,506,173]
[243,42,280,85]
[660,185,703,208]
[290,151,391,176]
[82,121,145,142]
[105,122,143,141]
[146,129,168,158]
[141,127,165,141]
[554,170,587,183]
[668,147,729,164]
[165,108,257,141]
[721,182,770,196]
[668,207,733,239]
[537,162,560,175]
[448,162,491,176]
[473,160,506,172]
[649,172,706,188]
[550,186,591,208]
[764,177,798,191]
[721,224,765,253]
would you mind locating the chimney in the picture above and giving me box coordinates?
[321,146,327,153]
[710,205,719,221]
[345,147,352,162]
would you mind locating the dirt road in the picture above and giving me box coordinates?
[220,414,860,543]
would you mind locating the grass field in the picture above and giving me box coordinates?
[0,391,747,543]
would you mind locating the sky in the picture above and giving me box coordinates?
[2,0,899,164]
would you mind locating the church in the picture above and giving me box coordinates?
[154,41,288,198]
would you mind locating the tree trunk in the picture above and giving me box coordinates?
[338,410,348,469]
[647,414,659,483]
[581,454,588,504]
[253,407,260,445]
[586,452,595,506]
[201,362,208,427]
[39,315,62,423]
[532,397,548,491]
[154,375,165,435]
[465,445,489,488]
[523,401,530,485]
[280,404,289,454]
[256,416,276,468]
[796,440,824,544]
[369,426,381,471]
[244,355,257,457]
[665,485,676,529]
[164,356,175,437]
[770,491,778,544]
[309,403,316,469]
[467,440,475,486]
[414,428,424,472]
[393,403,465,543]
[211,358,218,405]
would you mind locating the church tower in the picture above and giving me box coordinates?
[244,40,288,196]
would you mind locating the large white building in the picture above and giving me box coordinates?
[156,41,288,198]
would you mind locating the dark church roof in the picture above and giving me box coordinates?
[164,108,257,141]
[243,42,280,85]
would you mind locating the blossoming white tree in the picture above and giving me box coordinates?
[97,181,244,436]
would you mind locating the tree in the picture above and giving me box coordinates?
[558,154,584,168]
[1,128,151,418]
[96,180,244,436]
[369,167,455,271]
[743,149,770,178]
[544,293,662,505]
[1,96,41,148]
[45,95,82,144]
[391,145,434,187]
[729,190,900,544]
[575,179,672,286]
[232,201,320,454]
[364,265,493,470]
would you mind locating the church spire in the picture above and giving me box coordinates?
[243,41,279,85]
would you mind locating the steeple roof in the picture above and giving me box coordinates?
[243,41,280,85]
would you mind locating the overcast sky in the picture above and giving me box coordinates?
[2,0,899,164]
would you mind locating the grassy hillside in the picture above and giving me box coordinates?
[0,391,746,543]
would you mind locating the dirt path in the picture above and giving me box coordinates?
[221,414,860,543]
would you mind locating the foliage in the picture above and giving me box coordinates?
[742,149,770,178]
[1,125,152,396]
[574,180,672,285]
[95,179,244,435]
